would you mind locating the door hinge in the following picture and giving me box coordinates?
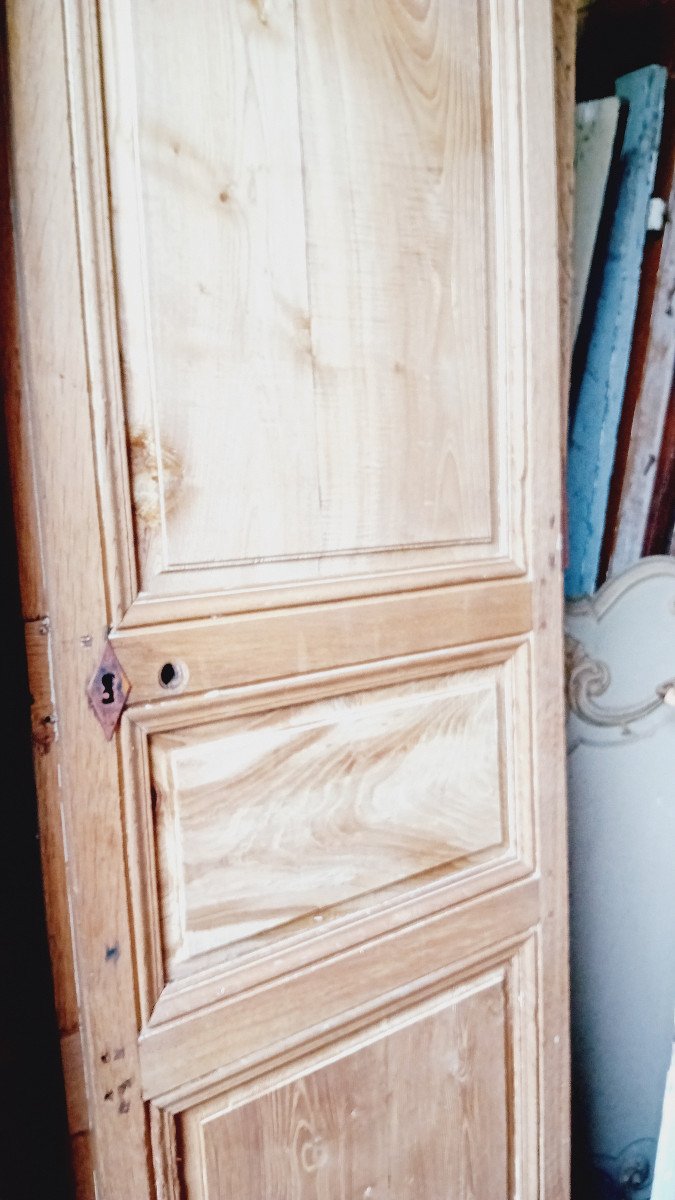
[25,616,58,754]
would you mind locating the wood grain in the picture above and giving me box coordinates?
[152,666,509,973]
[5,0,570,1195]
[184,973,509,1200]
[139,880,540,1106]
[554,0,576,408]
[124,639,534,1029]
[6,2,152,1194]
[61,1031,90,1138]
[94,0,531,606]
[113,577,532,704]
[104,0,318,581]
[2,16,94,1167]
[294,0,494,552]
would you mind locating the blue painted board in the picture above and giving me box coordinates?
[566,66,667,598]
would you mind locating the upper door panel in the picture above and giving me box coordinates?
[99,0,527,615]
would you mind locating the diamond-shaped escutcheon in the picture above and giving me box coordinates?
[86,642,131,740]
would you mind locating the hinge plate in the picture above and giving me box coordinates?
[86,642,131,740]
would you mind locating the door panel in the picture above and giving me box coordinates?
[178,962,525,1200]
[140,645,532,980]
[6,0,569,1196]
[152,659,514,973]
[100,0,526,611]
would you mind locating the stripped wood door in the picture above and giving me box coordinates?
[5,1,569,1197]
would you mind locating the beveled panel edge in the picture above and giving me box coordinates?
[65,0,139,625]
[153,937,540,1200]
[121,639,533,1028]
[488,0,528,576]
[509,926,541,1200]
[137,0,505,583]
[184,964,508,1124]
[149,1107,180,1200]
[119,554,526,628]
[179,942,541,1199]
[112,577,532,704]
[139,876,541,1109]
[152,856,530,1031]
[77,0,528,621]
[130,634,528,732]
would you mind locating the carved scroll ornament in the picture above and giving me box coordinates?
[565,634,675,729]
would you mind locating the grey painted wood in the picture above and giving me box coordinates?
[566,66,666,598]
[572,97,621,342]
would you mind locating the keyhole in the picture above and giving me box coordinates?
[101,672,115,705]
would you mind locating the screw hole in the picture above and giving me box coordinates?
[158,661,186,691]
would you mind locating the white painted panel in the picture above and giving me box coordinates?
[566,558,675,1195]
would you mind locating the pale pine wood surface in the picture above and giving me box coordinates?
[183,973,509,1200]
[112,576,532,701]
[98,0,528,607]
[6,2,152,1194]
[293,0,494,551]
[1,11,95,1183]
[5,1,571,1197]
[524,4,571,1190]
[139,879,541,1106]
[123,639,535,1031]
[553,0,576,432]
[152,667,509,971]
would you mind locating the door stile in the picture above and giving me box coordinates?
[6,1,153,1194]
[518,2,571,1196]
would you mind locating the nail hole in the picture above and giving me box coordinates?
[158,661,186,691]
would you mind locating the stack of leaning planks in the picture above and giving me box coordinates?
[566,64,675,599]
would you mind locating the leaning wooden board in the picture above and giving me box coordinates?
[566,65,667,598]
[606,80,675,578]
[571,96,621,342]
[4,2,570,1197]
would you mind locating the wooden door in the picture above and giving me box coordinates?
[5,1,569,1197]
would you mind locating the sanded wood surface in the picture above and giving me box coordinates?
[138,880,541,1105]
[6,3,152,1194]
[112,576,532,703]
[152,664,513,972]
[182,973,510,1200]
[554,0,576,388]
[5,1,570,1196]
[98,0,527,607]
